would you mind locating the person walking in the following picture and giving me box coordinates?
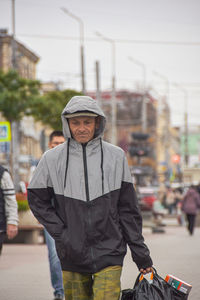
[44,131,65,300]
[182,185,200,235]
[0,165,18,255]
[165,187,176,214]
[174,188,185,226]
[28,95,153,300]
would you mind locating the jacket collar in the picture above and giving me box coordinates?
[69,137,101,153]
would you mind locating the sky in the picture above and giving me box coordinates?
[0,0,200,128]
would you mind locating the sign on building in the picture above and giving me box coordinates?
[0,122,11,142]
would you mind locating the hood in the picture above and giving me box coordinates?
[61,96,106,140]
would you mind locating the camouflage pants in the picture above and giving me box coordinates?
[62,265,122,300]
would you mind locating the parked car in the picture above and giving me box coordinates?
[137,186,157,211]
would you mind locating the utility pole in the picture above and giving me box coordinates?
[10,0,20,189]
[61,7,86,94]
[95,32,117,145]
[128,57,147,132]
[111,43,117,144]
[95,61,101,107]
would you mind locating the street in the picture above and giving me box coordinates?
[0,225,200,300]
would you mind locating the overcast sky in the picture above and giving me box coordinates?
[1,0,200,127]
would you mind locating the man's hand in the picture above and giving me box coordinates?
[7,224,18,240]
[139,267,154,274]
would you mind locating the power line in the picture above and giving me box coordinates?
[18,33,200,46]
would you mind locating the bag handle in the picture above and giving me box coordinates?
[136,267,157,285]
[139,271,154,282]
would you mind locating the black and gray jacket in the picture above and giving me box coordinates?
[28,96,152,273]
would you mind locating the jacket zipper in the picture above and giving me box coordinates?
[82,144,90,202]
[82,144,97,271]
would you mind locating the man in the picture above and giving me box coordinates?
[0,165,18,255]
[44,131,65,300]
[28,96,153,299]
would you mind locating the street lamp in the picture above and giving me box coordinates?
[128,56,147,132]
[95,31,117,145]
[173,83,189,166]
[61,7,86,94]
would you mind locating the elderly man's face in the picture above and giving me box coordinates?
[68,116,96,144]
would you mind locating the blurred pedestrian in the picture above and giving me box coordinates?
[28,96,153,299]
[174,188,184,226]
[165,187,175,214]
[174,188,183,209]
[0,165,18,255]
[152,198,168,227]
[157,184,167,207]
[182,185,200,235]
[45,131,65,300]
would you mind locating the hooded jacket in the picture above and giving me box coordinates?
[28,96,152,273]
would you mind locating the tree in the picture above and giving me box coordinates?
[30,89,82,130]
[0,69,41,185]
[0,69,41,122]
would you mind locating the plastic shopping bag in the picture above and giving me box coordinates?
[121,268,188,300]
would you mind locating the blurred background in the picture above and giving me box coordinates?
[1,4,200,299]
[0,0,200,229]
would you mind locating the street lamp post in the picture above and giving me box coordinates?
[95,31,117,145]
[61,7,86,94]
[95,60,102,107]
[10,0,20,189]
[128,56,147,132]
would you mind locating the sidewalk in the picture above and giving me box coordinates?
[0,225,200,300]
[122,225,200,300]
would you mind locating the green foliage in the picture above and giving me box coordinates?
[17,200,30,212]
[0,69,41,122]
[30,89,82,130]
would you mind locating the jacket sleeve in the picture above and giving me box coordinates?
[118,155,153,270]
[27,153,64,241]
[1,171,18,226]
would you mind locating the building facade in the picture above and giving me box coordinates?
[0,29,42,184]
[0,29,38,79]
